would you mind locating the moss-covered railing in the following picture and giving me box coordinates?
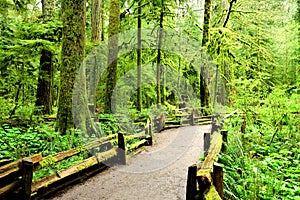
[0,119,153,200]
[0,108,222,199]
[186,130,228,200]
[186,110,237,200]
[155,109,213,132]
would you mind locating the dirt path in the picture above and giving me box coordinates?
[49,125,211,200]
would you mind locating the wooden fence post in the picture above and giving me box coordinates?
[21,157,33,200]
[186,164,197,200]
[212,162,224,199]
[221,130,228,153]
[148,120,153,146]
[154,116,161,133]
[161,114,165,130]
[145,120,153,146]
[211,114,222,134]
[204,132,211,157]
[190,111,195,126]
[117,133,126,165]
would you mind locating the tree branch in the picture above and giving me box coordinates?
[231,9,257,14]
[223,0,237,28]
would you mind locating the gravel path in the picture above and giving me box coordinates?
[49,125,211,200]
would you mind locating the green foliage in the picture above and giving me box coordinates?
[220,92,300,199]
[0,14,62,120]
[0,123,83,160]
[0,0,299,198]
[98,113,121,134]
[33,152,89,181]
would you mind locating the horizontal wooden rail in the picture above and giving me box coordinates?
[186,130,228,200]
[164,111,213,130]
[2,109,217,199]
[17,118,152,199]
[0,134,120,199]
[125,118,153,153]
[201,132,223,170]
[0,159,13,167]
[31,148,118,195]
[125,131,146,140]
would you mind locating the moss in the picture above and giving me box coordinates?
[204,186,222,200]
[104,0,120,113]
[57,0,86,134]
[40,155,58,168]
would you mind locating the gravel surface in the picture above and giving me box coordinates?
[49,125,211,200]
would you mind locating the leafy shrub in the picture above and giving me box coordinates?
[221,92,300,199]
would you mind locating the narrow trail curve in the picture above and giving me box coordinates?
[50,125,211,200]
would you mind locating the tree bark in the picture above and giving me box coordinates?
[104,0,120,113]
[202,0,212,46]
[91,0,103,42]
[42,0,54,20]
[89,0,103,113]
[57,0,86,134]
[35,49,54,114]
[156,0,164,106]
[35,0,54,115]
[200,0,212,113]
[137,2,142,111]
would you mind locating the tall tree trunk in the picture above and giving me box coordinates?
[137,1,142,111]
[296,0,300,93]
[101,1,105,41]
[89,0,103,113]
[91,0,103,42]
[156,0,164,106]
[202,0,212,46]
[35,0,54,115]
[200,0,212,113]
[10,82,22,117]
[104,0,120,113]
[57,0,86,134]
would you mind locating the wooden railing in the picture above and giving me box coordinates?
[185,110,238,200]
[156,109,213,131]
[0,119,152,200]
[185,130,228,200]
[0,109,219,199]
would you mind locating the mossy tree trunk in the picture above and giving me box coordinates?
[35,0,54,115]
[137,1,142,111]
[202,0,212,46]
[156,0,164,106]
[91,0,103,42]
[89,0,103,113]
[201,0,211,113]
[104,0,120,113]
[295,0,300,90]
[57,0,86,134]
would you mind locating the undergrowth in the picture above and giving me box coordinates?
[0,123,83,160]
[220,91,300,199]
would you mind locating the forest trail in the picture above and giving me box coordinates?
[49,125,211,200]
